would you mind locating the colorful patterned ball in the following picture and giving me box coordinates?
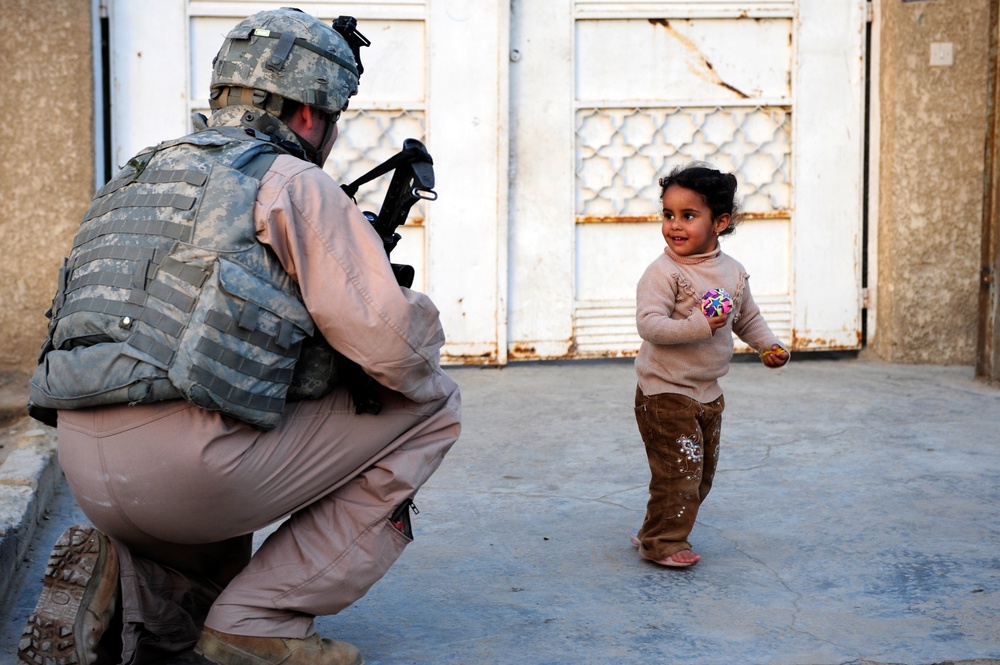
[701,288,733,317]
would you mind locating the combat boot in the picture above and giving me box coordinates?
[196,626,363,665]
[18,524,121,665]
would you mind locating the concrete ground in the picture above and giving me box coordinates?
[1,356,998,665]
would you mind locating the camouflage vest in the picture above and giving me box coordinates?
[29,127,318,430]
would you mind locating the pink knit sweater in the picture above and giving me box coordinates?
[635,246,785,402]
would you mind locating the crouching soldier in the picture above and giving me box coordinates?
[20,8,460,665]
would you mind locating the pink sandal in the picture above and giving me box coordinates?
[643,551,699,568]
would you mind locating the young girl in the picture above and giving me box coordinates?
[632,162,789,568]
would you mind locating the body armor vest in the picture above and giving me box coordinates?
[29,127,318,430]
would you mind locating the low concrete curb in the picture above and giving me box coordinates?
[0,424,61,612]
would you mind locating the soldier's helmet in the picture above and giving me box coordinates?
[210,7,360,116]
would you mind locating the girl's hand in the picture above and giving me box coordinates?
[760,345,789,368]
[706,312,729,333]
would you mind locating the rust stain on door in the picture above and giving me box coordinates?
[648,19,750,99]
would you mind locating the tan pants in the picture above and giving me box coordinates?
[57,372,460,662]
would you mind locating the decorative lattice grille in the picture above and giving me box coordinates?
[326,109,427,221]
[575,106,791,220]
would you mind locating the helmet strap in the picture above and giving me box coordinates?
[290,110,335,167]
[211,86,277,112]
[229,95,333,167]
[289,127,324,167]
[236,109,310,162]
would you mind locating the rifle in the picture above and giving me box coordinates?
[289,138,437,414]
[341,138,437,289]
[339,138,436,413]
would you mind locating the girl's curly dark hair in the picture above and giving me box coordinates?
[658,162,743,236]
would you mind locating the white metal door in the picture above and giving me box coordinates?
[106,0,506,362]
[509,0,867,358]
[108,1,866,363]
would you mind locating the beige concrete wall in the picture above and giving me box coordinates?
[872,0,993,363]
[0,0,95,373]
[977,3,1000,384]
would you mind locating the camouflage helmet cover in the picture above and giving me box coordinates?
[210,7,359,115]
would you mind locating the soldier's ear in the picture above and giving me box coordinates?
[285,104,316,135]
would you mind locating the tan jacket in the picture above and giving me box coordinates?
[256,155,448,405]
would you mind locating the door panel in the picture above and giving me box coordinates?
[575,18,792,102]
[110,0,505,361]
[509,0,865,358]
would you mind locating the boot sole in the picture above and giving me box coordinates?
[18,524,119,665]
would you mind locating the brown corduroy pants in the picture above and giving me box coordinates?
[633,387,724,561]
[57,373,460,664]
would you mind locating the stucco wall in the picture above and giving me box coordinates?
[873,0,992,363]
[0,0,94,372]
